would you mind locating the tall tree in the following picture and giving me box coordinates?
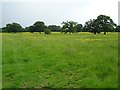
[115,25,120,32]
[96,15,116,34]
[83,15,116,34]
[61,21,78,34]
[84,19,97,34]
[75,24,83,32]
[5,23,22,33]
[48,25,61,32]
[33,21,45,33]
[29,25,35,33]
[6,24,12,33]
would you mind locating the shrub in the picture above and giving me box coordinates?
[44,28,51,34]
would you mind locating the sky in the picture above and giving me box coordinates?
[0,0,119,27]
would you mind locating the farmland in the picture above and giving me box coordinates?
[2,32,118,88]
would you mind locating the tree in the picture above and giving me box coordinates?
[29,25,35,33]
[61,21,78,34]
[96,15,116,34]
[48,25,61,32]
[115,25,120,32]
[84,19,97,34]
[5,23,22,33]
[1,27,7,32]
[33,21,45,33]
[6,24,12,33]
[0,28,1,32]
[44,28,51,34]
[24,27,30,32]
[75,24,83,32]
[14,23,23,32]
[83,15,116,34]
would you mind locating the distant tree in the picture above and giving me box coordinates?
[5,23,22,33]
[96,15,116,34]
[29,25,35,33]
[12,23,23,32]
[115,25,120,32]
[24,27,29,32]
[1,27,6,32]
[61,21,78,34]
[21,28,26,32]
[33,21,45,33]
[6,24,12,33]
[48,25,61,32]
[83,15,116,34]
[84,19,97,34]
[75,24,83,32]
[0,28,1,32]
[44,28,51,34]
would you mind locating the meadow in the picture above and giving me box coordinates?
[2,32,118,88]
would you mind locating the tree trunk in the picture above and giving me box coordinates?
[104,32,106,35]
[94,32,96,34]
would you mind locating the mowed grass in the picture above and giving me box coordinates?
[2,32,118,88]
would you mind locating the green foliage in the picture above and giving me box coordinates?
[29,25,35,33]
[75,24,83,32]
[84,19,96,34]
[2,15,117,34]
[115,25,120,32]
[61,21,78,34]
[5,23,23,33]
[44,28,51,34]
[2,32,118,88]
[96,15,116,34]
[23,27,29,32]
[28,21,46,33]
[48,25,61,32]
[33,21,45,33]
[1,27,6,32]
[84,15,117,34]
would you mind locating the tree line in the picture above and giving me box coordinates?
[1,15,120,34]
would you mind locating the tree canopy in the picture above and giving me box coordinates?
[4,23,23,33]
[84,15,117,34]
[1,14,118,34]
[33,21,45,33]
[115,25,120,32]
[61,21,78,34]
[48,25,61,32]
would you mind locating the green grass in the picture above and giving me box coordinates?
[2,32,118,88]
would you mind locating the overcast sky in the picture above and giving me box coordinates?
[1,0,119,27]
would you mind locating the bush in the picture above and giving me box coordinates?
[44,28,51,34]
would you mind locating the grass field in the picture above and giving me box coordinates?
[2,32,118,88]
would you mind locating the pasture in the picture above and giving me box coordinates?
[2,32,118,88]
